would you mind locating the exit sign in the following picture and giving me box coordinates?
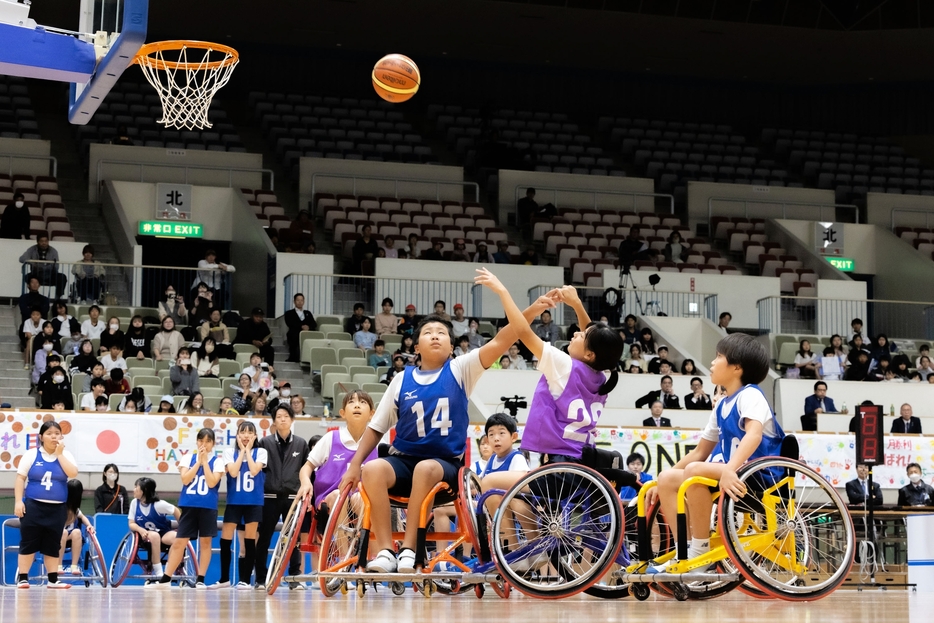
[827,257,855,272]
[139,221,204,238]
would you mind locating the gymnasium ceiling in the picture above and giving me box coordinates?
[29,0,934,85]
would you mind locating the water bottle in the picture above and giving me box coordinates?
[323,404,329,418]
[890,404,895,417]
[841,401,846,413]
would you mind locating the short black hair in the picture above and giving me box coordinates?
[626,452,645,465]
[95,395,108,406]
[660,374,672,384]
[715,333,770,386]
[374,339,385,347]
[110,368,124,381]
[90,378,106,389]
[353,302,365,311]
[852,318,863,326]
[89,305,101,314]
[907,462,922,473]
[293,292,304,300]
[414,314,454,343]
[485,412,517,435]
[381,297,393,307]
[719,312,732,320]
[690,376,703,386]
[433,299,446,309]
[814,381,827,391]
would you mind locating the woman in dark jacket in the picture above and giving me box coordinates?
[94,463,129,514]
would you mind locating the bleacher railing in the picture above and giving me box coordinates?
[20,260,233,310]
[706,197,860,225]
[1,153,57,177]
[95,159,275,193]
[528,285,718,326]
[309,173,480,215]
[757,295,934,339]
[284,272,475,319]
[513,185,675,224]
[891,208,934,231]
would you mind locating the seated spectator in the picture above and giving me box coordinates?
[397,248,409,259]
[288,210,315,252]
[235,307,275,364]
[158,285,188,327]
[20,306,43,369]
[51,301,81,346]
[32,322,61,361]
[344,303,371,335]
[70,339,98,375]
[847,318,864,344]
[472,241,495,263]
[37,356,73,409]
[156,395,176,414]
[373,298,398,337]
[891,403,922,434]
[104,368,130,396]
[450,239,471,262]
[870,333,897,361]
[619,314,639,344]
[72,245,106,304]
[635,375,681,409]
[191,248,235,301]
[187,282,215,326]
[466,317,485,351]
[289,394,307,417]
[642,400,672,426]
[897,463,934,507]
[532,310,560,344]
[453,335,471,357]
[505,343,527,370]
[353,318,377,352]
[680,359,697,376]
[383,355,406,384]
[517,187,539,227]
[433,300,451,321]
[395,335,417,365]
[628,363,644,374]
[82,305,106,343]
[648,345,672,374]
[916,344,932,368]
[18,275,50,322]
[32,337,59,386]
[81,378,107,411]
[518,245,539,266]
[246,393,269,417]
[99,317,125,355]
[623,343,647,372]
[684,377,712,410]
[100,343,127,375]
[120,398,138,413]
[639,327,657,355]
[368,340,392,368]
[493,354,511,369]
[0,191,30,239]
[94,395,109,411]
[792,339,819,379]
[404,233,420,258]
[451,303,469,338]
[199,308,233,359]
[818,346,846,381]
[908,371,923,383]
[829,334,848,357]
[123,315,151,360]
[82,361,105,392]
[619,452,653,502]
[152,316,185,363]
[663,231,687,263]
[19,233,67,300]
[917,356,934,381]
[382,236,399,258]
[801,381,847,431]
[230,373,255,414]
[192,337,220,378]
[866,355,892,382]
[891,353,912,380]
[656,359,675,376]
[181,392,206,415]
[420,240,444,261]
[242,352,275,393]
[397,304,418,336]
[119,387,152,413]
[352,224,379,274]
[846,335,868,364]
[492,240,511,264]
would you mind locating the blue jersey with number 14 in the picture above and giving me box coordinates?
[392,362,469,459]
[226,448,265,506]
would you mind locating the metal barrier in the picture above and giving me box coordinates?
[96,159,275,193]
[513,185,675,224]
[890,207,934,231]
[0,153,58,177]
[757,295,934,340]
[528,285,718,326]
[20,260,233,309]
[310,173,480,216]
[706,197,860,225]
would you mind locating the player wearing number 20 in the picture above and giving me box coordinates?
[219,420,267,589]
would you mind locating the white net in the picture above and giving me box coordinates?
[135,42,239,130]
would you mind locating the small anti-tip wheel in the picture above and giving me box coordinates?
[422,579,435,598]
[356,581,366,598]
[475,584,485,599]
[631,583,651,601]
[673,583,690,602]
[391,582,406,596]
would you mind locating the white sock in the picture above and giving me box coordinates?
[153,563,163,576]
[688,537,710,558]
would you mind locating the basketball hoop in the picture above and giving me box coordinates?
[134,40,239,130]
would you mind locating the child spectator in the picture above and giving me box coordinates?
[81,378,107,411]
[94,396,109,411]
[99,317,125,354]
[100,343,127,375]
[383,355,406,384]
[395,335,417,365]
[72,339,99,375]
[619,453,653,502]
[479,413,529,477]
[472,435,492,475]
[20,306,43,369]
[505,343,528,370]
[124,315,151,360]
[453,335,471,357]
[368,340,392,368]
[374,298,399,337]
[353,318,377,352]
[83,361,106,392]
[104,368,130,396]
[793,339,819,379]
[82,305,106,343]
[157,395,176,414]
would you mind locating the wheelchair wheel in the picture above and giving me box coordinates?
[319,484,364,596]
[492,463,623,599]
[179,542,199,586]
[87,533,108,587]
[719,457,855,601]
[461,468,511,599]
[109,533,138,587]
[266,495,309,595]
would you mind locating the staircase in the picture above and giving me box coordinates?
[0,307,33,409]
[267,322,323,416]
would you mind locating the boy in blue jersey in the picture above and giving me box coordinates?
[340,299,556,574]
[647,333,783,566]
[480,413,529,477]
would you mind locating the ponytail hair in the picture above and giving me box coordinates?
[583,323,625,395]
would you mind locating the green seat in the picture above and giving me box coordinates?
[71,373,88,392]
[375,365,389,380]
[326,331,352,341]
[76,392,91,410]
[201,387,225,399]
[310,347,339,374]
[107,306,132,318]
[773,335,796,359]
[361,382,387,394]
[199,377,221,389]
[478,322,496,336]
[228,327,237,342]
[301,338,333,363]
[162,377,174,394]
[235,352,252,367]
[381,334,402,347]
[127,358,155,371]
[353,373,378,385]
[90,338,100,352]
[108,393,127,410]
[173,396,189,411]
[234,343,256,354]
[300,330,325,344]
[157,369,172,378]
[349,364,376,378]
[132,375,161,388]
[320,364,348,381]
[318,324,343,335]
[135,307,160,320]
[203,397,221,413]
[317,316,343,327]
[342,357,368,369]
[155,359,170,372]
[777,342,799,366]
[219,360,241,378]
[323,373,352,401]
[337,348,361,364]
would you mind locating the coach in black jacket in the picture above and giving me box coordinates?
[255,404,309,589]
[634,375,682,410]
[283,293,317,362]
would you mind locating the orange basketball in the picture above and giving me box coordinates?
[372,54,420,103]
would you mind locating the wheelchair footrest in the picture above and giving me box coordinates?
[316,570,483,584]
[616,571,742,584]
[281,573,319,583]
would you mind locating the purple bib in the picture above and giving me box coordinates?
[314,431,377,508]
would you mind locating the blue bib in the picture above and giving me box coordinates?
[135,502,172,534]
[24,452,68,503]
[717,384,785,482]
[178,455,221,509]
[226,448,265,506]
[482,450,524,477]
[392,362,468,458]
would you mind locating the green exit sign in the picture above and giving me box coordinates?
[827,257,855,272]
[139,221,204,238]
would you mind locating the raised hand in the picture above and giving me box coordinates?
[474,267,507,294]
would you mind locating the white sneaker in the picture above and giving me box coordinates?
[510,550,551,573]
[194,582,207,590]
[289,581,307,590]
[235,582,252,590]
[209,581,230,590]
[144,580,172,589]
[397,549,416,573]
[367,549,398,573]
[17,579,29,589]
[254,583,265,591]
[47,581,72,590]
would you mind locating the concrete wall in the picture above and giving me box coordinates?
[229,191,278,315]
[88,144,264,202]
[866,191,934,230]
[108,181,237,241]
[687,181,838,232]
[0,137,54,177]
[497,169,656,226]
[299,158,466,213]
[274,252,335,318]
[0,239,90,299]
[775,219,877,275]
[101,180,143,267]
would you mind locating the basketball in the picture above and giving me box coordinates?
[372,53,420,103]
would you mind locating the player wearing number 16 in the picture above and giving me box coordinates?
[14,420,79,589]
[218,421,267,589]
[146,428,226,589]
[338,292,552,573]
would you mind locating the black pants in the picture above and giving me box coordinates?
[287,335,300,362]
[27,271,67,301]
[257,343,275,365]
[255,494,300,583]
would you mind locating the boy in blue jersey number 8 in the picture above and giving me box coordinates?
[646,333,784,567]
[340,294,557,574]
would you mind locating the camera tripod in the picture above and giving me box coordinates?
[615,266,646,316]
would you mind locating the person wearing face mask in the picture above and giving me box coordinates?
[897,463,934,507]
[0,191,31,240]
[94,464,129,514]
[192,337,220,378]
[170,347,201,396]
[123,315,151,360]
[199,308,233,359]
[188,282,215,326]
[72,245,106,304]
[32,335,60,387]
[99,316,125,355]
[158,286,187,327]
[37,355,74,410]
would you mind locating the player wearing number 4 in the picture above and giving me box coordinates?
[146,428,225,589]
[339,290,555,574]
[216,421,267,589]
[14,420,79,589]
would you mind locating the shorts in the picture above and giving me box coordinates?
[223,504,262,525]
[19,499,68,558]
[383,451,462,498]
[176,507,218,539]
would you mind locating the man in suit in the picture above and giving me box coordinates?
[891,403,923,434]
[845,463,884,506]
[801,381,848,432]
[283,292,317,363]
[642,401,671,427]
[897,463,934,506]
[635,375,682,409]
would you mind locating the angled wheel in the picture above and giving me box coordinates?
[178,542,199,587]
[318,484,364,596]
[109,533,138,587]
[266,495,309,595]
[719,457,855,601]
[461,468,511,598]
[491,463,623,599]
[86,532,108,587]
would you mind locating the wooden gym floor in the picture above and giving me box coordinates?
[0,586,925,623]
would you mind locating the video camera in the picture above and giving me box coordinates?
[501,395,528,418]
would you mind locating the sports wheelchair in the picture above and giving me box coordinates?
[1,517,107,587]
[109,525,199,587]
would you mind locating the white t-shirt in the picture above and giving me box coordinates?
[17,447,77,503]
[537,343,575,400]
[451,318,470,338]
[80,392,103,411]
[128,499,178,525]
[221,446,268,468]
[794,353,816,366]
[100,353,127,373]
[701,386,776,443]
[306,428,363,468]
[81,319,105,340]
[185,452,227,472]
[369,349,485,434]
[22,318,42,337]
[487,452,530,472]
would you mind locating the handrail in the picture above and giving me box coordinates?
[706,197,860,225]
[756,295,934,306]
[514,184,675,223]
[96,159,274,192]
[0,153,58,177]
[309,173,480,214]
[890,208,934,231]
